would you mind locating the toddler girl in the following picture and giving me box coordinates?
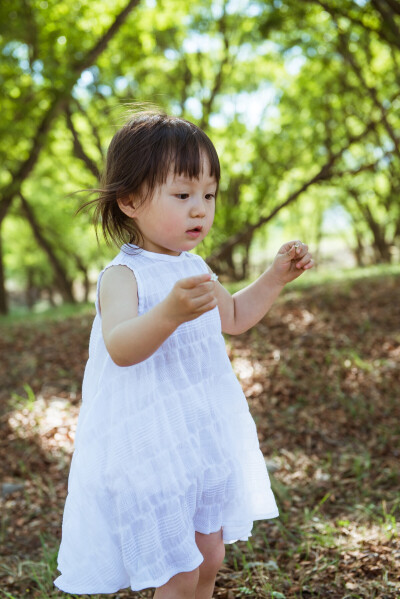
[54,110,314,598]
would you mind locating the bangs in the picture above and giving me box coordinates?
[161,124,220,182]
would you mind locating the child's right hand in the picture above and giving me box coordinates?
[162,274,217,326]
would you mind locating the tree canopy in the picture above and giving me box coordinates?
[1,0,399,312]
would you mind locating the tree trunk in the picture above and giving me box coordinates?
[73,253,90,302]
[222,245,239,280]
[26,268,40,308]
[353,229,366,267]
[372,236,392,263]
[20,194,76,303]
[43,287,57,307]
[0,227,8,314]
[350,191,392,263]
[366,211,391,263]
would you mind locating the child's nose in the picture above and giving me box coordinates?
[190,196,206,217]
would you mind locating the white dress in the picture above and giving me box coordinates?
[54,244,278,594]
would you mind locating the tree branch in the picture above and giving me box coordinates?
[383,0,400,15]
[73,98,105,160]
[65,106,100,179]
[306,0,400,51]
[329,151,394,178]
[206,115,382,266]
[0,0,141,226]
[0,92,68,224]
[336,29,400,157]
[72,0,141,73]
[179,57,193,115]
[372,0,400,34]
[199,1,232,129]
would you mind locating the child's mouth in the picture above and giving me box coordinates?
[186,226,202,238]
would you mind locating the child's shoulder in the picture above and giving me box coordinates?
[97,247,142,288]
[104,245,147,268]
[187,251,206,262]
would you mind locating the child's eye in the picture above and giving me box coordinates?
[176,193,189,200]
[205,193,216,200]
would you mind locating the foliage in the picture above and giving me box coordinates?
[1,0,400,310]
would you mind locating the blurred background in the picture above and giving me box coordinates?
[1,0,399,315]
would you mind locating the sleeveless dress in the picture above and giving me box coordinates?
[54,244,278,594]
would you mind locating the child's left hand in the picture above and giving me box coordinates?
[270,240,314,286]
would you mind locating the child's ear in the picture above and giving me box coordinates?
[117,194,137,218]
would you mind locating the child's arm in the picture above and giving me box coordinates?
[99,266,216,367]
[212,241,314,335]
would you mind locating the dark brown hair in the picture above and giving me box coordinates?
[80,110,220,248]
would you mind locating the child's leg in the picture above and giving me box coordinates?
[153,568,200,599]
[152,528,225,599]
[194,528,225,599]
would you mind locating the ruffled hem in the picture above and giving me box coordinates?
[54,510,280,594]
[54,555,205,594]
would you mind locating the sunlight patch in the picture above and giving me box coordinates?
[8,395,78,457]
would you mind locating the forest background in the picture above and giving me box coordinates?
[1,1,400,598]
[1,0,400,314]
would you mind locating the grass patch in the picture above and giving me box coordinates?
[0,302,94,326]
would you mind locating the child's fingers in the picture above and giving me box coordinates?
[303,259,315,270]
[191,281,215,297]
[296,254,314,269]
[189,282,216,303]
[291,242,308,255]
[192,292,218,313]
[301,257,315,270]
[279,240,303,255]
[294,245,309,262]
[178,273,211,289]
[286,242,309,263]
[279,241,306,264]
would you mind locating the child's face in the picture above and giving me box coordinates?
[132,155,217,256]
